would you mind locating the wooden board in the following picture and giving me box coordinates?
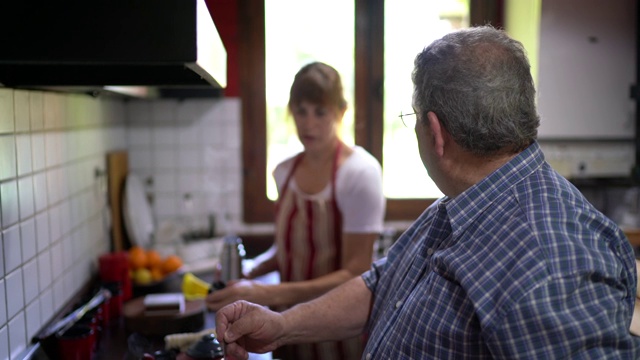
[107,151,129,252]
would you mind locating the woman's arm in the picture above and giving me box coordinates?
[206,232,377,310]
[245,244,279,279]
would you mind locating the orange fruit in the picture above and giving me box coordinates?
[162,255,183,274]
[146,250,162,269]
[128,246,148,270]
[150,266,165,282]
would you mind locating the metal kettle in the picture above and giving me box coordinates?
[218,235,246,283]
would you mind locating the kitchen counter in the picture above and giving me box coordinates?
[25,265,276,360]
[624,228,640,248]
[99,268,277,360]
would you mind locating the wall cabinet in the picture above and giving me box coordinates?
[537,0,636,139]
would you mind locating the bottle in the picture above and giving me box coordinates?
[218,235,246,283]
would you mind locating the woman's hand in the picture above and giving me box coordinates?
[205,279,268,312]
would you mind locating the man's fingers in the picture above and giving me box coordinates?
[224,341,249,360]
[217,300,253,343]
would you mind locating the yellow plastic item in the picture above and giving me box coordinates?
[182,272,211,300]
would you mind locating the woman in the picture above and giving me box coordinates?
[205,62,386,359]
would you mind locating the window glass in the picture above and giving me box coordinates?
[265,0,355,201]
[383,0,469,198]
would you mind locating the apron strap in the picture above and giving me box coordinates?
[331,142,343,270]
[275,152,304,215]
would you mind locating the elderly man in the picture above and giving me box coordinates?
[215,25,640,359]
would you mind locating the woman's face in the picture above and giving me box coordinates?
[291,101,342,152]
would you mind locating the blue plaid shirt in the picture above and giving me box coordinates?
[362,142,640,359]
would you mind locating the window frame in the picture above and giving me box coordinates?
[240,0,503,223]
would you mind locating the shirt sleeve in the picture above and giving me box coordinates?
[362,257,386,292]
[272,155,297,198]
[485,273,640,359]
[336,148,386,233]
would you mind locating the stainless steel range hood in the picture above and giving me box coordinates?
[0,0,226,97]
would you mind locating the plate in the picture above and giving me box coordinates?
[123,174,154,249]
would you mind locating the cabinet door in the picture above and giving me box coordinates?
[537,0,636,139]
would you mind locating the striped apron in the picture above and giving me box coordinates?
[274,143,364,360]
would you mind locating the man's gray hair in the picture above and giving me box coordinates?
[412,25,540,156]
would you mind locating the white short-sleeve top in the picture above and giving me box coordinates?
[273,145,386,234]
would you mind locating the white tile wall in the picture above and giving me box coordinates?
[0,279,6,327]
[0,325,8,360]
[0,136,16,181]
[0,88,254,360]
[126,98,251,236]
[8,312,26,360]
[0,90,260,359]
[0,88,124,359]
[0,90,15,134]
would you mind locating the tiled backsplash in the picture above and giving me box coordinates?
[0,89,262,359]
[0,88,126,359]
[126,98,244,234]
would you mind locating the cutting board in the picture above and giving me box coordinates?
[107,151,129,251]
[123,297,206,337]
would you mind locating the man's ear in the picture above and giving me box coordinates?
[427,112,445,157]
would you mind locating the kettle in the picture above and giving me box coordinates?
[218,236,246,283]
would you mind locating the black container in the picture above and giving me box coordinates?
[186,334,224,360]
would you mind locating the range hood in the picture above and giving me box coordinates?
[0,0,226,97]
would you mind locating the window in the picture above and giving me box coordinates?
[383,1,468,199]
[240,0,503,223]
[264,0,355,201]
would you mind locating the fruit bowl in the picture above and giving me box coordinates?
[127,247,185,298]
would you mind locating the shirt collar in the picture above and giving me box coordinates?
[441,141,545,238]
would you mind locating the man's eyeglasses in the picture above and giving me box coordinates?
[399,111,417,128]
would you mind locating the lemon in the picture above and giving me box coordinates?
[133,268,153,285]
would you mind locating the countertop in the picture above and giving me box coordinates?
[24,263,277,360]
[624,228,640,248]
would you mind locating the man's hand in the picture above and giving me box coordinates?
[215,300,286,360]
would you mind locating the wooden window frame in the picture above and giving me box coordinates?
[240,0,503,223]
